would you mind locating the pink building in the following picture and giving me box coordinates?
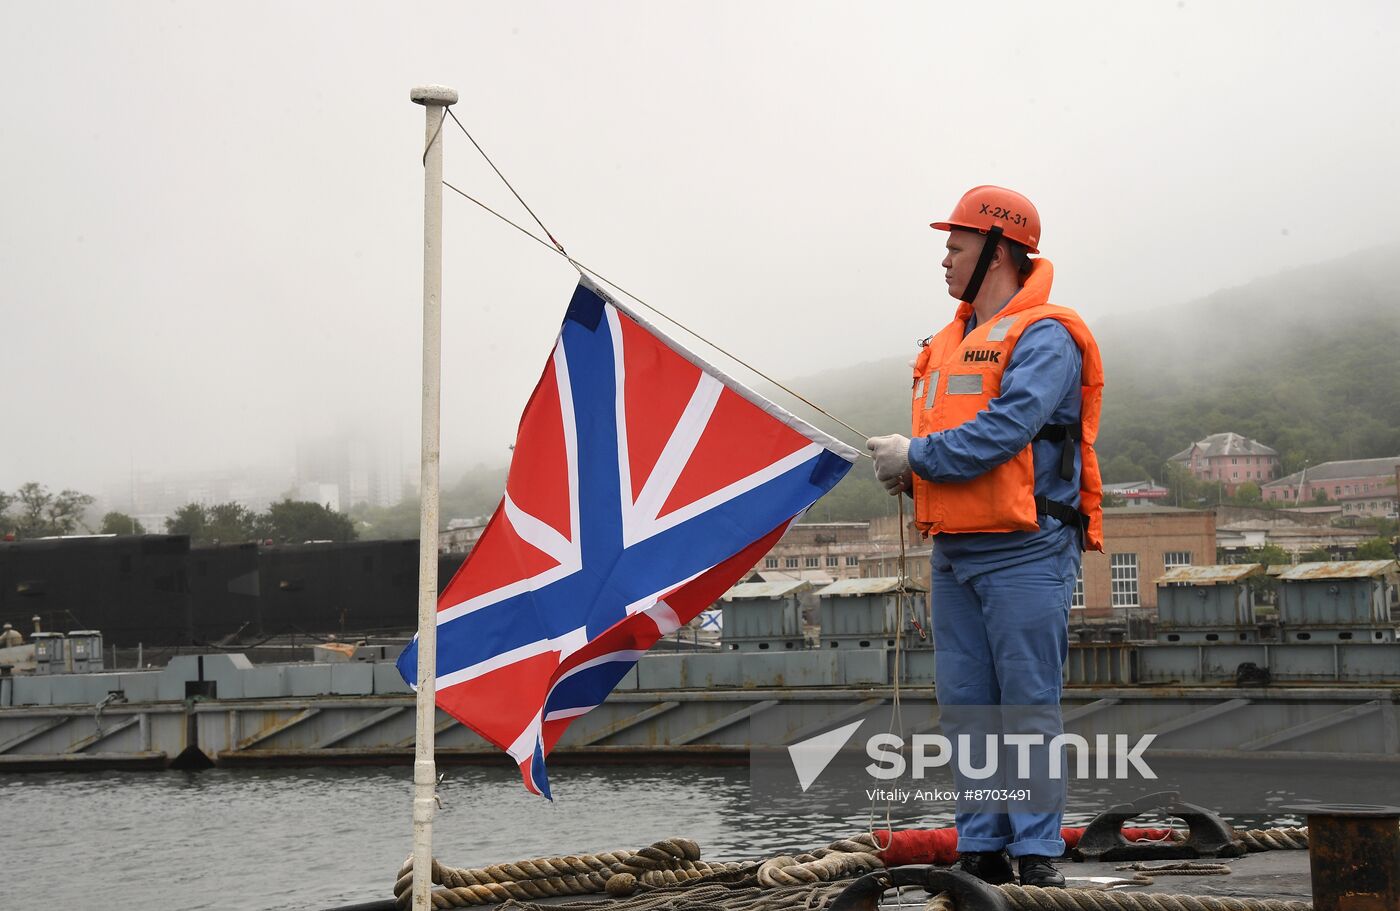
[1263,456,1400,516]
[1168,432,1280,494]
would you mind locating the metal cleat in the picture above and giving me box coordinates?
[831,866,1011,911]
[1075,790,1244,861]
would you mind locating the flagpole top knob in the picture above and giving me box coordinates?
[411,85,459,106]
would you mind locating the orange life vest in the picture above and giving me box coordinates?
[909,259,1104,550]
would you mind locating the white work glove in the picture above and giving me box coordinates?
[866,434,912,496]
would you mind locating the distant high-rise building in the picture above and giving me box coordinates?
[296,431,405,511]
[112,467,292,519]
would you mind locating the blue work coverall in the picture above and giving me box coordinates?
[907,311,1083,858]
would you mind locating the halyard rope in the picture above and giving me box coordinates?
[439,178,873,448]
[995,886,1310,911]
[426,109,874,450]
[444,108,571,259]
[867,494,911,839]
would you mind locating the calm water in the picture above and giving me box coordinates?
[0,762,1337,911]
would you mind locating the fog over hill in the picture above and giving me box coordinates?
[418,246,1399,532]
[757,245,1400,519]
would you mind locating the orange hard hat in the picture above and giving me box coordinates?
[930,185,1041,253]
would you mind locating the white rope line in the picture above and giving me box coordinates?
[421,108,448,166]
[434,107,921,852]
[438,179,874,451]
[444,108,574,262]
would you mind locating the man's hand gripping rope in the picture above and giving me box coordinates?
[866,434,912,496]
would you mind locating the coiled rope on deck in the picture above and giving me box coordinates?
[394,826,1316,911]
[394,833,885,908]
[392,837,753,908]
[756,833,887,887]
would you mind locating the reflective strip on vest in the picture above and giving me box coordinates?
[945,373,983,395]
[987,316,1017,342]
[924,370,940,409]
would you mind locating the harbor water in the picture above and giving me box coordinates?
[4,760,1331,911]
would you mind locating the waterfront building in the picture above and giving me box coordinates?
[1261,455,1400,516]
[438,516,489,555]
[1216,518,1374,560]
[1168,432,1280,493]
[1078,506,1215,625]
[1102,479,1171,507]
[756,521,874,582]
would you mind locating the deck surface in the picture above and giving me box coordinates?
[1060,851,1310,902]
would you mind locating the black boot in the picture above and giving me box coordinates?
[1017,855,1066,888]
[956,851,1014,885]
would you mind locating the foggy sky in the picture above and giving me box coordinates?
[3,1,1398,495]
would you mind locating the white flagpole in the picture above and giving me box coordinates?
[410,82,456,911]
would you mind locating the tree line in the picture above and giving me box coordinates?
[0,483,96,538]
[166,499,356,545]
[0,482,356,545]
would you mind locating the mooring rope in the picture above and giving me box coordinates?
[395,833,885,909]
[997,886,1310,911]
[393,825,1318,911]
[498,877,863,911]
[1234,828,1308,852]
[1114,862,1234,877]
[757,834,887,888]
[393,837,757,908]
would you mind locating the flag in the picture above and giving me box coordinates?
[397,276,857,797]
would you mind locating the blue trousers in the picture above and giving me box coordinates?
[931,545,1077,857]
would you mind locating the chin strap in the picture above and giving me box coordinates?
[959,225,1003,304]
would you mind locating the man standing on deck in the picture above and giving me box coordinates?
[866,186,1104,889]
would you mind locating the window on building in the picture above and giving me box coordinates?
[1233,472,1239,480]
[785,557,799,569]
[1072,565,1084,609]
[1111,553,1139,608]
[1335,486,1342,496]
[1164,551,1192,571]
[1232,458,1237,465]
[825,555,838,567]
[804,555,819,568]
[846,556,859,566]
[764,557,778,569]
